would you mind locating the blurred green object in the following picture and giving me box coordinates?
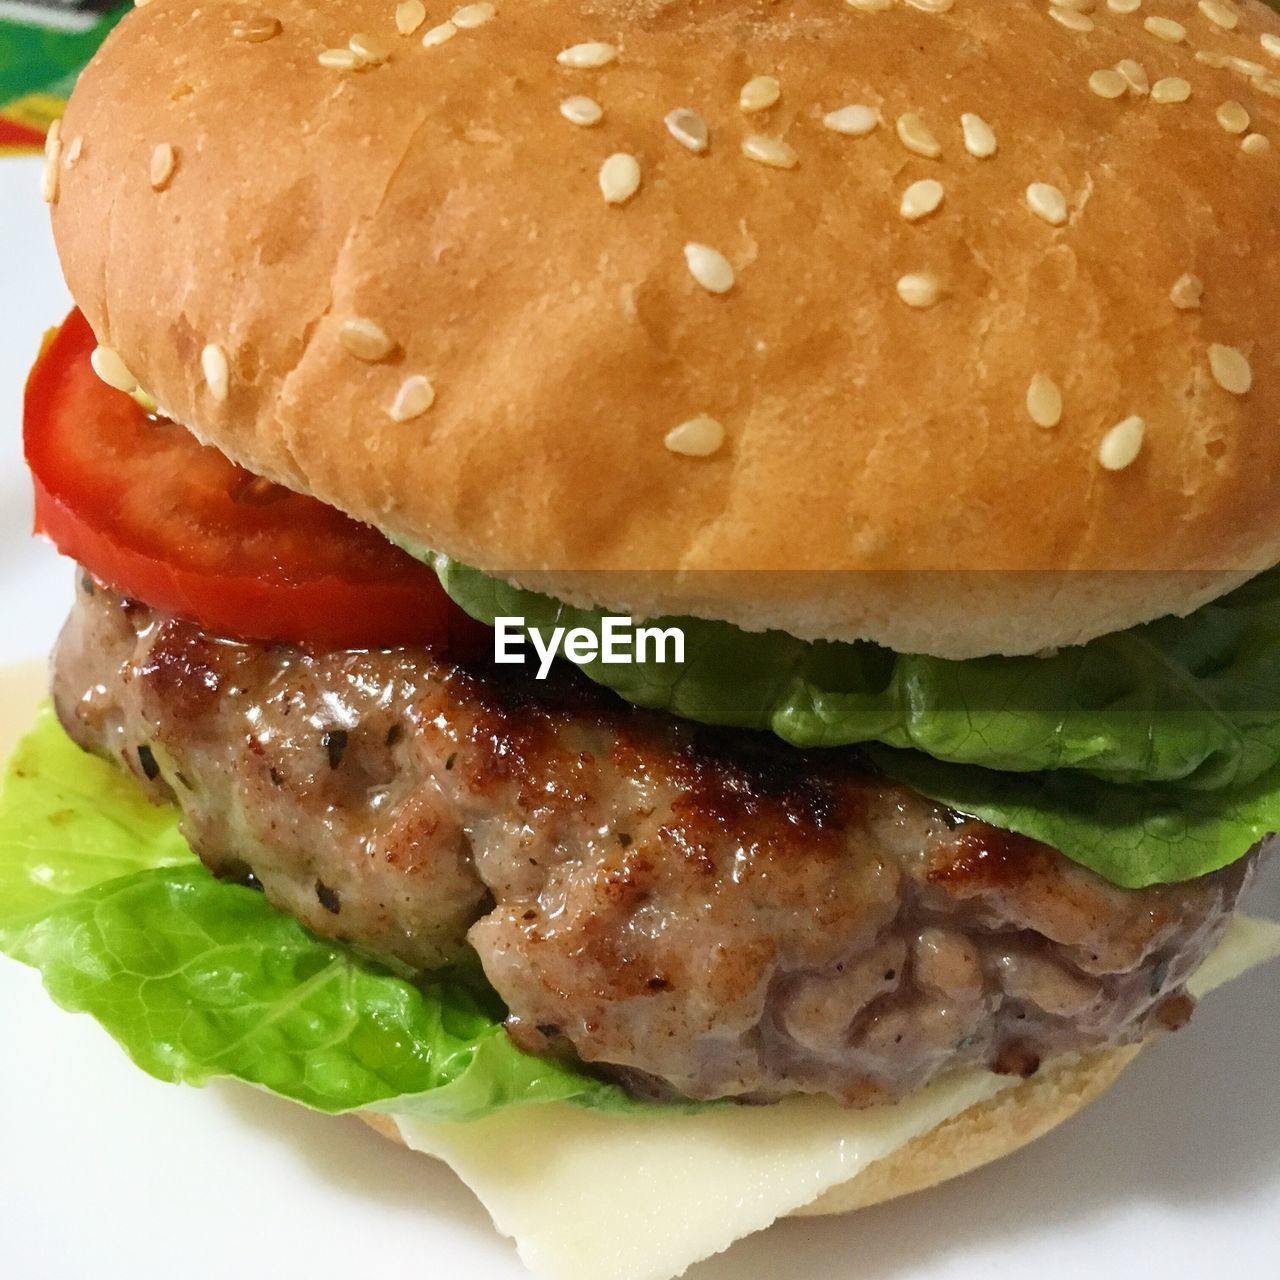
[0,2,127,127]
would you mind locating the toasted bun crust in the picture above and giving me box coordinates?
[796,1043,1141,1216]
[51,0,1280,656]
[359,1043,1140,1218]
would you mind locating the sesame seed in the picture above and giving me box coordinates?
[900,178,945,221]
[960,113,997,157]
[1220,55,1267,79]
[1193,50,1233,72]
[318,47,360,69]
[149,142,176,190]
[1170,273,1204,310]
[1026,183,1068,226]
[130,386,158,415]
[339,317,395,361]
[40,137,61,203]
[1115,59,1150,97]
[231,15,282,42]
[1241,133,1271,155]
[395,1,426,36]
[201,343,230,402]
[452,3,495,29]
[1049,5,1094,33]
[1089,69,1129,99]
[683,243,735,294]
[560,96,603,126]
[349,32,390,64]
[389,375,436,422]
[1108,0,1142,13]
[664,416,725,458]
[822,104,879,137]
[741,135,798,169]
[896,112,941,158]
[844,0,893,10]
[1217,100,1250,134]
[557,42,617,69]
[814,106,875,141]
[1099,417,1146,471]
[1027,373,1063,428]
[1265,33,1280,60]
[664,107,708,153]
[1151,77,1192,104]
[422,22,457,48]
[1208,344,1252,395]
[1198,1,1238,30]
[90,345,136,393]
[1144,16,1186,42]
[599,152,641,204]
[739,75,780,113]
[63,134,83,168]
[896,273,942,309]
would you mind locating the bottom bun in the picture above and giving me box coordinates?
[358,1042,1142,1217]
[796,1043,1141,1215]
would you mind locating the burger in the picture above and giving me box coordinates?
[7,0,1280,1276]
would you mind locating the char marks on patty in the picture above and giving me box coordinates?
[52,581,1260,1106]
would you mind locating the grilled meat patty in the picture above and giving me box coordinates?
[52,579,1259,1106]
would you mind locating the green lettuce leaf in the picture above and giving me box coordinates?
[427,554,1280,794]
[0,702,192,925]
[414,553,1280,884]
[0,707,636,1120]
[864,747,1280,889]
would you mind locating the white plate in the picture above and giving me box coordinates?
[1,155,1277,1280]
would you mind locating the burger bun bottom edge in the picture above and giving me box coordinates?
[358,1042,1142,1217]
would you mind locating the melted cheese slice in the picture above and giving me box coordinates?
[1,666,1272,1279]
[392,915,1280,1280]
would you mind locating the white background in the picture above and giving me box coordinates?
[1,154,1278,1280]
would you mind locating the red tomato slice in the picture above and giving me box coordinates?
[24,309,481,650]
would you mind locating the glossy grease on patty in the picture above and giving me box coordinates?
[53,581,1258,1106]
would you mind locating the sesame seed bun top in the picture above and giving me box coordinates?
[49,0,1280,657]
